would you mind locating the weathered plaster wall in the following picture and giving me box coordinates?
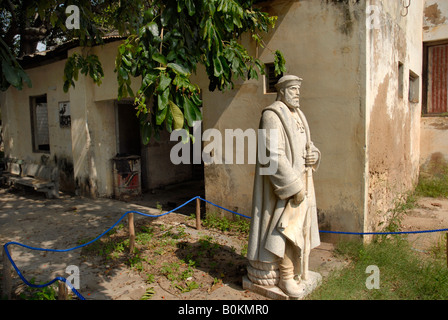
[0,59,75,192]
[1,39,188,198]
[420,117,448,169]
[68,42,140,198]
[423,0,448,42]
[366,0,423,232]
[197,0,367,240]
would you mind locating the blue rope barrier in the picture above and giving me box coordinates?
[3,195,448,300]
[3,196,199,300]
[320,228,448,235]
[198,196,251,219]
[3,242,86,300]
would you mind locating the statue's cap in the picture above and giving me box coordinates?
[275,75,303,90]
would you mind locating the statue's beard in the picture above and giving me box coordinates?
[285,96,300,108]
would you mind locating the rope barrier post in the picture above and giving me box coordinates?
[129,212,135,254]
[196,197,201,230]
[2,246,12,299]
[58,281,68,300]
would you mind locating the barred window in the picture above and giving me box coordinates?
[265,63,283,93]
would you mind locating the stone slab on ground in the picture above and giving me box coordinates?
[242,271,322,300]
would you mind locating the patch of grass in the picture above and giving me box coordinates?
[140,287,155,300]
[415,175,448,198]
[416,161,448,198]
[310,176,448,300]
[428,233,448,261]
[77,213,247,297]
[198,235,220,257]
[202,212,250,234]
[309,237,448,300]
[385,192,418,234]
[160,260,199,293]
[19,278,58,300]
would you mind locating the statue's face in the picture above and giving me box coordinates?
[282,85,300,108]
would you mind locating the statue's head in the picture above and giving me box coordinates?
[275,75,303,108]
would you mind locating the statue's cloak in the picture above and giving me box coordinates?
[247,101,320,265]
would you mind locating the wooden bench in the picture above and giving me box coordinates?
[4,159,59,199]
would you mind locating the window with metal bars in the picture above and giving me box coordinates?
[265,63,283,93]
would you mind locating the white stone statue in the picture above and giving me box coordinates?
[246,75,321,298]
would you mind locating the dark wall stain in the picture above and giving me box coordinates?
[323,0,362,36]
[54,154,76,193]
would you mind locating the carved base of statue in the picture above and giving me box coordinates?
[245,239,321,299]
[244,260,322,300]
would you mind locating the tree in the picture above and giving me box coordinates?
[1,0,109,91]
[1,0,286,143]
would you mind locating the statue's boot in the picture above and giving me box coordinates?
[278,277,303,298]
[277,245,303,298]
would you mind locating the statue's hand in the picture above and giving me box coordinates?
[292,189,307,205]
[305,151,319,166]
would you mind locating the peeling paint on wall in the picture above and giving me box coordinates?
[423,0,448,42]
[424,3,447,26]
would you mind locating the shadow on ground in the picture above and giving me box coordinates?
[0,181,347,300]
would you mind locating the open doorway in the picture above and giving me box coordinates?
[115,100,141,157]
[114,100,204,215]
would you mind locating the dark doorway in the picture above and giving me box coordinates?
[114,100,205,215]
[115,100,141,156]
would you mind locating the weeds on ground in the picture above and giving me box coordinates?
[78,213,249,300]
[18,278,58,300]
[416,161,448,198]
[200,212,250,234]
[310,172,448,300]
[376,192,418,235]
[309,236,448,300]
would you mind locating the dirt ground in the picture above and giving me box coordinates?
[400,197,448,253]
[0,184,447,301]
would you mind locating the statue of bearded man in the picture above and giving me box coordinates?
[246,75,321,298]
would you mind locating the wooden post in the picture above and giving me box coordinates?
[58,281,68,300]
[129,212,135,254]
[2,246,13,299]
[196,197,201,230]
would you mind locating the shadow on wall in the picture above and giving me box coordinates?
[54,155,75,194]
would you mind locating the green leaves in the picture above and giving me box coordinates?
[184,0,196,16]
[158,72,172,92]
[147,22,160,37]
[274,50,287,76]
[2,0,283,145]
[2,61,27,89]
[167,63,190,76]
[169,100,184,130]
[2,0,283,146]
[113,0,281,143]
[0,38,32,91]
[63,53,104,92]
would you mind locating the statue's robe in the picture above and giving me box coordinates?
[247,101,320,272]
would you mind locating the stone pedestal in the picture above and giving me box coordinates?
[242,271,322,300]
